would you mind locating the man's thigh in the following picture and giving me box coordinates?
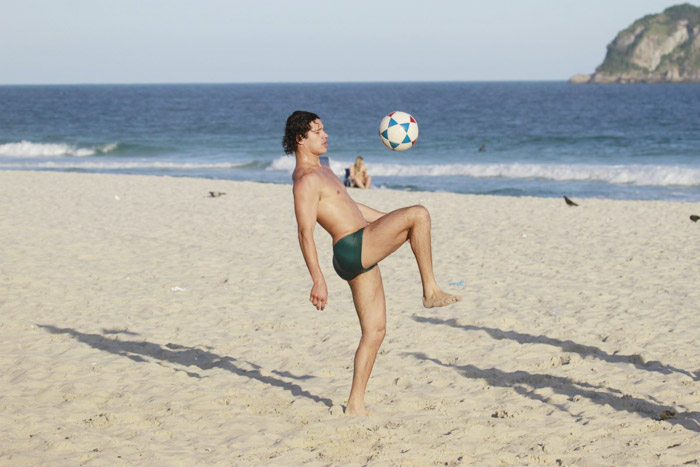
[361,207,415,268]
[348,267,386,330]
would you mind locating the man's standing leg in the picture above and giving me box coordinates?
[345,266,386,416]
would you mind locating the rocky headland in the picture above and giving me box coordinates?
[570,3,700,83]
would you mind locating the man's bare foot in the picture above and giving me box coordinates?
[345,404,370,416]
[423,290,462,308]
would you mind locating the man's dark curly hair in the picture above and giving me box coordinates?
[282,110,320,155]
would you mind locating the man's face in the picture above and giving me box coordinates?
[299,119,328,156]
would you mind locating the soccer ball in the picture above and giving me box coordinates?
[378,111,419,151]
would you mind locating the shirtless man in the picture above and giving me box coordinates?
[284,110,460,416]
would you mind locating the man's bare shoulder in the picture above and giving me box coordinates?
[294,166,346,202]
[293,166,323,189]
[293,167,325,201]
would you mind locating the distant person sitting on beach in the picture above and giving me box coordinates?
[284,110,460,416]
[349,156,372,189]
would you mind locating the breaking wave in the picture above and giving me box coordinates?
[0,141,118,158]
[269,157,700,188]
[0,160,249,170]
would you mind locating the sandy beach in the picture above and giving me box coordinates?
[1,170,699,465]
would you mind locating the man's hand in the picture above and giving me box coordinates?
[310,277,328,310]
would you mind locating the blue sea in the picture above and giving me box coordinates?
[1,82,699,201]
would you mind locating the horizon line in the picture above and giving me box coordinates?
[0,79,572,87]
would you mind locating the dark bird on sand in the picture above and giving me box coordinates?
[564,196,578,207]
[208,191,226,198]
[691,215,699,222]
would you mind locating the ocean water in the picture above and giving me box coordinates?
[1,82,699,202]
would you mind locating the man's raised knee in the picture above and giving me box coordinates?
[410,205,431,225]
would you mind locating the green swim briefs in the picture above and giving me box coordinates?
[332,227,377,281]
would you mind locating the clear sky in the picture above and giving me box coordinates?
[0,0,692,84]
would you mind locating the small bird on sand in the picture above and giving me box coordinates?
[208,191,226,198]
[563,196,578,207]
[691,215,699,222]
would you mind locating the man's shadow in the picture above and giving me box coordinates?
[408,352,700,432]
[412,316,698,380]
[38,324,333,408]
[410,316,700,432]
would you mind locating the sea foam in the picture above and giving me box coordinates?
[367,162,700,187]
[0,160,250,170]
[0,141,118,158]
[268,157,700,188]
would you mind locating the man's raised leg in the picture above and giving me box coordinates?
[361,205,460,308]
[346,266,386,416]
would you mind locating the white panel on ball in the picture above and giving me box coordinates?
[378,111,419,151]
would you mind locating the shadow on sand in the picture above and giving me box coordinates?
[38,324,333,408]
[412,315,698,380]
[410,316,700,432]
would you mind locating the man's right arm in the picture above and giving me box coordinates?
[293,173,328,310]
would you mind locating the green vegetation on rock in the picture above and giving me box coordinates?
[570,3,700,83]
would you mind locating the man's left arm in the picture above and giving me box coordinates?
[357,203,385,223]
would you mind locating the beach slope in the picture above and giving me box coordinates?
[1,171,699,465]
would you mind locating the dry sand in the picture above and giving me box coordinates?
[1,170,700,465]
